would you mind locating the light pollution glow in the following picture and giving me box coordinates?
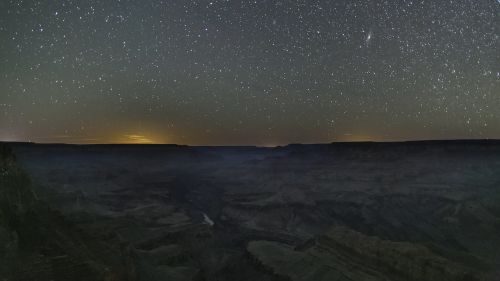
[120,134,155,144]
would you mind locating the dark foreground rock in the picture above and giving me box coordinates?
[0,144,142,280]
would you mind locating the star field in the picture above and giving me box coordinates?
[0,0,499,145]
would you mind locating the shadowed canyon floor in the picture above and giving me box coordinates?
[1,141,500,280]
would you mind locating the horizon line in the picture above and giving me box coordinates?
[2,138,500,147]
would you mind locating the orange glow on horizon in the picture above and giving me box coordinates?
[109,133,168,144]
[122,134,155,144]
[335,134,379,142]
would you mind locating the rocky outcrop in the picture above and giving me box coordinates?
[248,226,483,281]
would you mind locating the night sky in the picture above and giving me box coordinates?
[0,1,498,145]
